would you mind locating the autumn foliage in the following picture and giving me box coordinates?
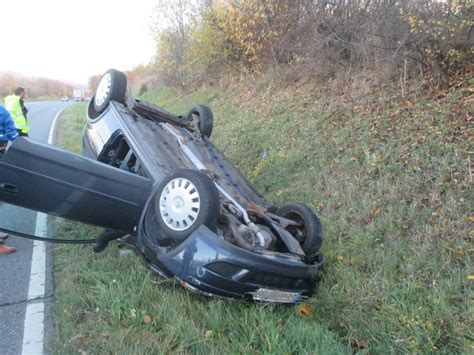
[0,72,77,99]
[145,0,472,90]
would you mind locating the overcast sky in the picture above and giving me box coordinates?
[0,0,157,84]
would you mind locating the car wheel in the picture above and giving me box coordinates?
[276,202,323,255]
[154,169,219,241]
[93,69,127,113]
[186,104,213,138]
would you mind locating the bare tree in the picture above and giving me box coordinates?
[151,0,202,88]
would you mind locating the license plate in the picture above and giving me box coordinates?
[250,288,302,303]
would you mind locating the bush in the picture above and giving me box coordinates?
[147,0,473,90]
[404,2,473,88]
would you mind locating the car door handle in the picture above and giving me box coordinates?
[0,183,19,194]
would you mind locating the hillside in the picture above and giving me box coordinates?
[0,71,82,99]
[141,78,472,352]
[52,75,472,353]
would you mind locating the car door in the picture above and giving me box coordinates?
[0,138,153,233]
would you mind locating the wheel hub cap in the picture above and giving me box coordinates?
[94,73,112,107]
[159,178,200,231]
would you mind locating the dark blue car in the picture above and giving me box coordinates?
[0,69,324,303]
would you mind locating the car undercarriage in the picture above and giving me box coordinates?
[0,69,326,303]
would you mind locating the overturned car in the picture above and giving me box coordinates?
[0,69,324,303]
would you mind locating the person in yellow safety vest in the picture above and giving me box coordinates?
[5,87,29,137]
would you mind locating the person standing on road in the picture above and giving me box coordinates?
[0,105,19,255]
[5,87,29,137]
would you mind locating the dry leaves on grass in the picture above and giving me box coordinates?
[351,339,368,351]
[297,303,313,317]
[322,191,332,198]
[373,207,381,218]
[205,330,214,339]
[72,333,88,343]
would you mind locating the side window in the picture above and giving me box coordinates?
[98,132,141,175]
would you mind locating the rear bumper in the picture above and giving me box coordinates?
[140,225,324,302]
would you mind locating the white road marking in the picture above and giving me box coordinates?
[22,105,68,355]
[28,215,47,299]
[21,303,45,355]
[47,106,63,144]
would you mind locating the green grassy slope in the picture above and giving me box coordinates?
[142,82,473,352]
[52,79,472,353]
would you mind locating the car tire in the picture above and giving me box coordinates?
[93,69,127,113]
[276,202,323,255]
[186,104,213,138]
[154,169,219,241]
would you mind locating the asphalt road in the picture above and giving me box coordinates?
[0,101,71,355]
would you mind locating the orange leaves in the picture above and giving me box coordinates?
[213,0,290,65]
[297,303,313,317]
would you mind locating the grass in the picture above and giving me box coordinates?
[52,78,472,353]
